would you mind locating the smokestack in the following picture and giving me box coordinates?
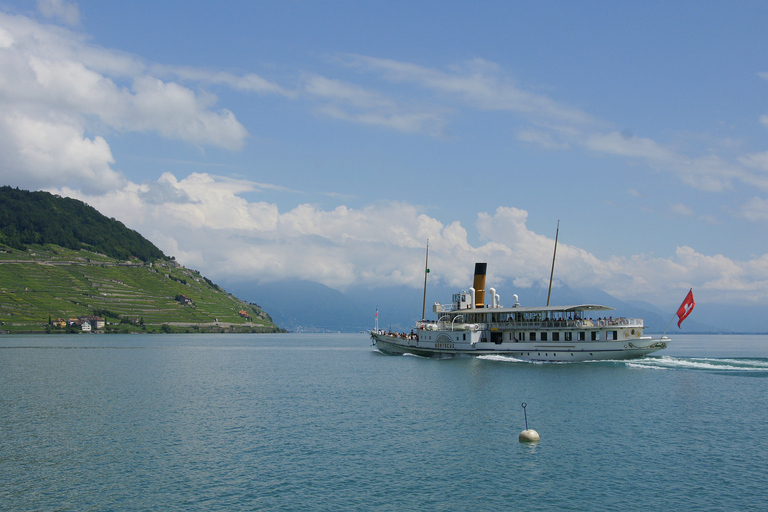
[473,263,487,308]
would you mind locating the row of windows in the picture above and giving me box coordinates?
[514,330,619,342]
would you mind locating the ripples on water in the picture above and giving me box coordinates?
[2,334,767,511]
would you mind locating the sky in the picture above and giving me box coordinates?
[1,0,767,310]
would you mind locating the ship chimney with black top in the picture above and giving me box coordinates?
[473,263,487,308]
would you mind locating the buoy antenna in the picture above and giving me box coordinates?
[522,402,528,430]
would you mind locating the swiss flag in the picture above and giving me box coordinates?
[676,289,695,328]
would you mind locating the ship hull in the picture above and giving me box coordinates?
[371,332,669,361]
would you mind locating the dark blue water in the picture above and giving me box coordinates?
[2,334,767,511]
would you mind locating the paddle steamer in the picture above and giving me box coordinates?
[371,262,669,361]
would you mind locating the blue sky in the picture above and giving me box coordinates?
[1,0,767,309]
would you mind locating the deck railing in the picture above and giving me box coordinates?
[422,317,644,331]
[509,318,644,329]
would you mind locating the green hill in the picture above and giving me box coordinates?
[0,186,165,261]
[0,187,282,334]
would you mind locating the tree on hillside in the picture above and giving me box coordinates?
[0,186,166,261]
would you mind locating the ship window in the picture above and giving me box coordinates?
[591,331,598,341]
[564,332,572,341]
[552,332,560,341]
[463,333,466,341]
[541,332,548,341]
[578,331,586,341]
[529,332,536,341]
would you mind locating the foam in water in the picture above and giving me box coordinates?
[477,354,570,364]
[477,354,525,363]
[474,353,768,372]
[625,355,768,372]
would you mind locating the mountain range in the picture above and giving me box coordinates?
[220,277,760,334]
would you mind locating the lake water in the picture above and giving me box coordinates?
[2,334,767,511]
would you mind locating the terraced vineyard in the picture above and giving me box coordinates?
[0,245,281,333]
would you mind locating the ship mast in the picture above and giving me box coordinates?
[546,220,559,307]
[422,239,429,321]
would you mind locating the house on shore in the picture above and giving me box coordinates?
[65,316,105,331]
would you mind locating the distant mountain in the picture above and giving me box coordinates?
[222,279,371,333]
[219,277,751,334]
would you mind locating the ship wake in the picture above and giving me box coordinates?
[475,354,768,373]
[623,355,768,374]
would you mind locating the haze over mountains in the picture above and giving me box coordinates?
[221,277,752,334]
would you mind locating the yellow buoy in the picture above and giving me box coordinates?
[519,402,540,443]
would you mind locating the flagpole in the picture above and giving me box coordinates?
[660,288,694,339]
[660,314,677,339]
[421,239,429,322]
[546,220,559,307]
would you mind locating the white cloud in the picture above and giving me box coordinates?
[128,76,247,150]
[585,131,678,162]
[738,151,768,191]
[303,74,447,135]
[740,197,768,222]
[304,74,393,108]
[517,128,570,149]
[0,112,123,194]
[0,11,253,192]
[670,203,694,216]
[339,54,768,195]
[158,65,292,96]
[342,54,596,127]
[698,214,721,225]
[53,173,768,305]
[37,0,80,26]
[0,26,13,48]
[584,131,755,192]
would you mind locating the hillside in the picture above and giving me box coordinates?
[0,186,165,262]
[0,187,281,334]
[0,245,281,333]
